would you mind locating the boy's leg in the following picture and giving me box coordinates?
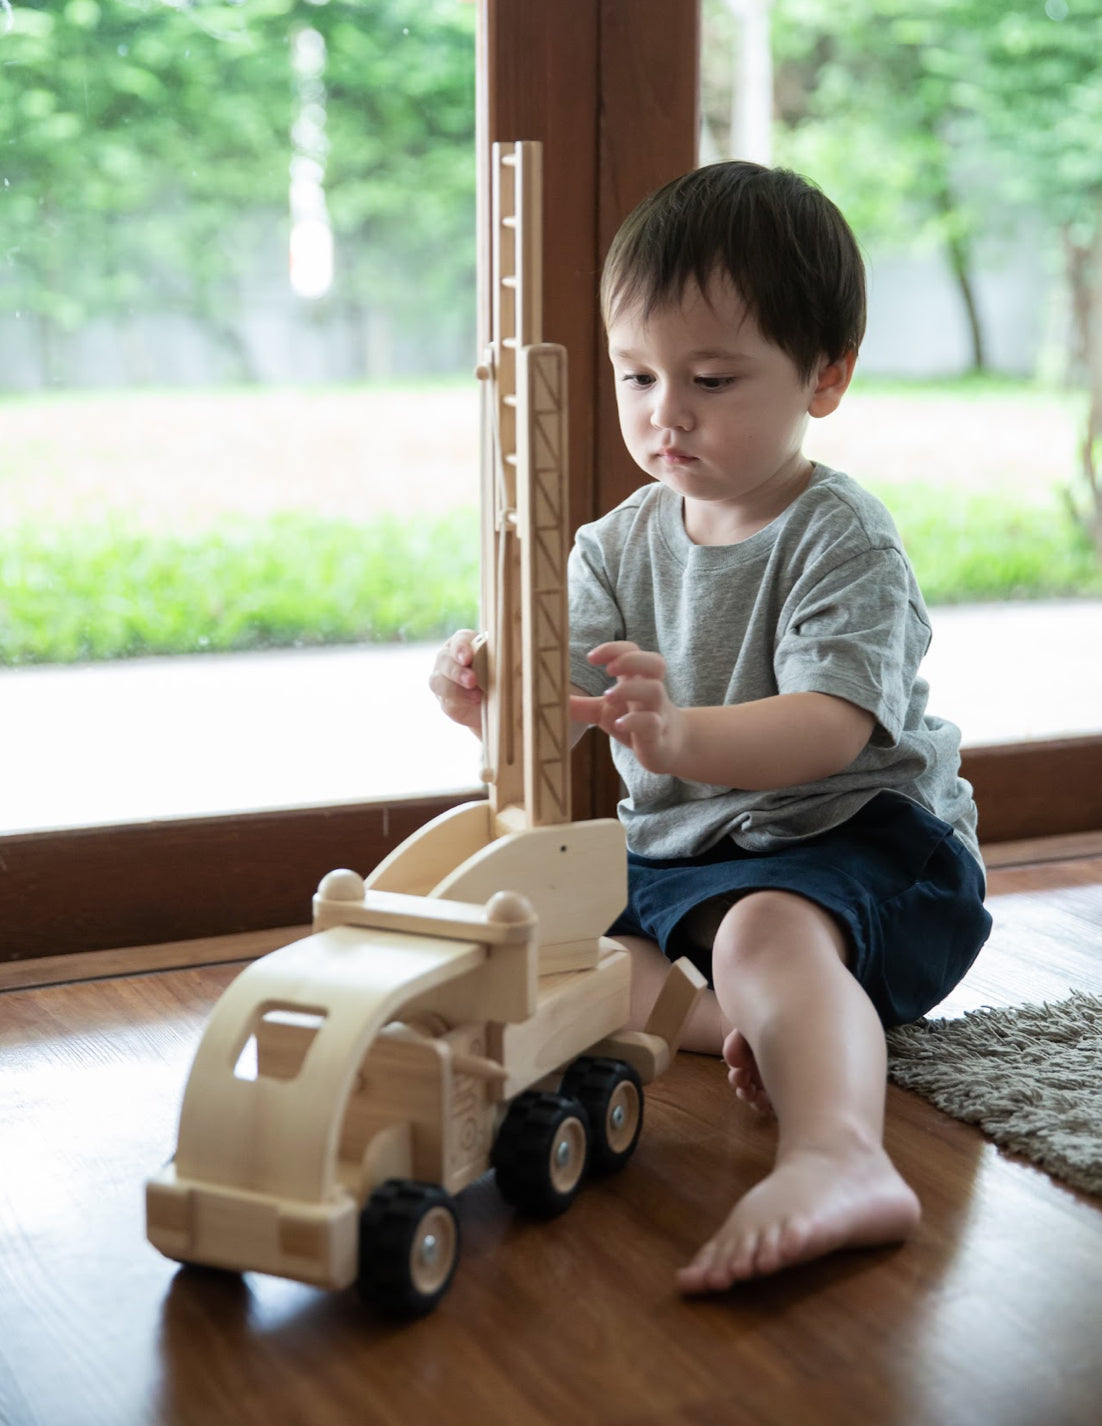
[614,933,732,1054]
[615,933,775,1108]
[677,889,921,1292]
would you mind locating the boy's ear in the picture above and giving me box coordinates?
[808,350,857,418]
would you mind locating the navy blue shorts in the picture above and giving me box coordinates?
[608,792,992,1028]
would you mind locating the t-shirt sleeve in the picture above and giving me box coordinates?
[567,527,626,696]
[773,547,930,745]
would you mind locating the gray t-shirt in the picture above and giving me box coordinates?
[568,464,982,871]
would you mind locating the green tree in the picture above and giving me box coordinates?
[0,0,475,385]
[769,0,995,372]
[767,0,1102,556]
[951,0,1102,555]
[319,0,476,339]
[1,1,289,378]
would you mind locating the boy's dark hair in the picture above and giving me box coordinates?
[601,161,866,382]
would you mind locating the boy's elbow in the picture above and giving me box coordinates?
[818,695,876,770]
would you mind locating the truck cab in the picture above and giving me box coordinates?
[146,801,703,1316]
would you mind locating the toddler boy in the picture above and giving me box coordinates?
[431,161,991,1291]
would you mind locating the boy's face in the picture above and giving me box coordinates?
[606,276,849,543]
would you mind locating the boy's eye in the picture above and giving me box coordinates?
[621,373,655,388]
[695,375,734,390]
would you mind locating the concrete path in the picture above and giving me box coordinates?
[2,601,1099,835]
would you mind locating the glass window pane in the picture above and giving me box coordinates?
[699,0,1102,749]
[0,0,483,831]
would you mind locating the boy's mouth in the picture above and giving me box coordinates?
[658,446,695,465]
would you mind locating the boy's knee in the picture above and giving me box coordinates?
[712,889,849,978]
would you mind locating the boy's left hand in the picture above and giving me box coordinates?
[569,641,687,775]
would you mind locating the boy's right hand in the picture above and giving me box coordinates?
[429,629,484,734]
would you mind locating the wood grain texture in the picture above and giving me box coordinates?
[936,853,1102,1018]
[0,925,305,994]
[962,735,1102,843]
[2,851,1100,1426]
[0,796,473,963]
[480,0,602,826]
[983,830,1102,869]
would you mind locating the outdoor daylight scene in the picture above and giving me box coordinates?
[1,0,1100,830]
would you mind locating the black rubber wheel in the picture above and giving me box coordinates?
[357,1179,460,1318]
[559,1057,644,1175]
[491,1091,590,1217]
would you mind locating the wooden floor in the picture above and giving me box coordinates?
[2,843,1101,1426]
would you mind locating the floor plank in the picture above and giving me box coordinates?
[0,925,309,995]
[935,853,1102,1017]
[1,853,1100,1426]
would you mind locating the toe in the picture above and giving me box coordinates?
[724,1230,760,1284]
[779,1213,814,1264]
[676,1240,721,1295]
[753,1219,791,1275]
[703,1246,739,1292]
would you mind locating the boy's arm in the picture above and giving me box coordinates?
[661,692,874,789]
[570,642,875,790]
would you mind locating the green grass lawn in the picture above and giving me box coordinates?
[0,510,480,664]
[1,378,1099,666]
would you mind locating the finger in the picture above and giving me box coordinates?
[430,663,476,698]
[610,708,663,735]
[448,629,479,668]
[603,675,666,711]
[433,649,481,693]
[586,640,640,668]
[569,693,608,726]
[429,654,483,702]
[604,650,667,681]
[601,713,670,770]
[438,681,483,706]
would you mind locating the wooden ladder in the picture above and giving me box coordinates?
[476,140,572,835]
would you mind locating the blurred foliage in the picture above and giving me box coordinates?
[0,507,480,664]
[762,0,1102,256]
[867,486,1102,606]
[0,0,475,376]
[3,465,1098,665]
[703,0,1102,551]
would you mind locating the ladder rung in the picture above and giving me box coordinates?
[502,216,517,229]
[503,395,518,408]
[501,153,517,167]
[504,454,518,467]
[501,276,518,289]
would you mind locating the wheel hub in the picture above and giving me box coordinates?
[408,1206,457,1295]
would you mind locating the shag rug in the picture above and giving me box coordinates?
[886,990,1102,1199]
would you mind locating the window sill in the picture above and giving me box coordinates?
[3,605,1100,962]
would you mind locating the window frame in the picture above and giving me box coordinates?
[2,0,1098,962]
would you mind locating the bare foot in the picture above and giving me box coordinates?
[722,1028,773,1115]
[676,1140,921,1293]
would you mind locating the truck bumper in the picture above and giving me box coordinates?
[146,1164,359,1290]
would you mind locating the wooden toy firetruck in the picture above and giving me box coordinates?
[145,143,704,1318]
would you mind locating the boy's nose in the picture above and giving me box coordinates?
[649,387,694,431]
